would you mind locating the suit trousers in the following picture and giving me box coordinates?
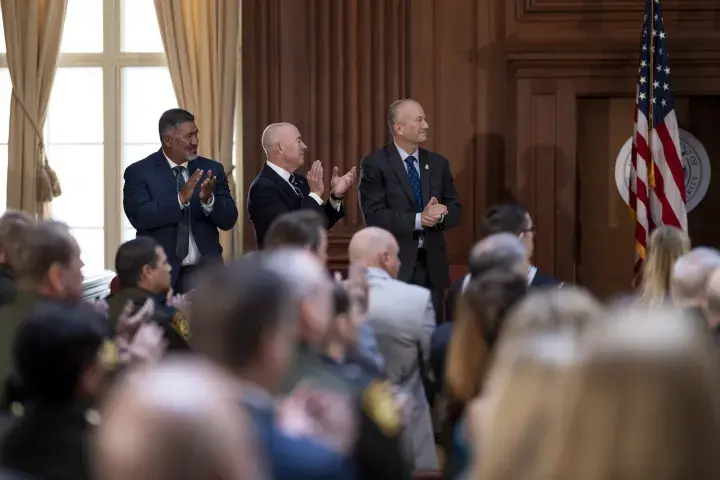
[408,249,444,325]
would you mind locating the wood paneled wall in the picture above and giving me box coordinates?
[242,0,720,294]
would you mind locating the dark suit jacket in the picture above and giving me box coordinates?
[122,149,238,286]
[247,163,344,249]
[358,145,461,289]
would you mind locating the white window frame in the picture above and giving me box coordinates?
[0,0,242,269]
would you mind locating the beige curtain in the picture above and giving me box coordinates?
[1,0,65,217]
[154,0,242,259]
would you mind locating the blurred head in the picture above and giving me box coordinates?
[262,249,334,346]
[538,306,720,480]
[481,202,535,261]
[14,301,109,404]
[261,122,307,172]
[16,220,84,301]
[500,287,603,343]
[348,227,401,278]
[327,284,357,350]
[468,232,530,279]
[190,257,300,392]
[96,357,262,480]
[115,237,171,295]
[264,210,328,265]
[159,108,198,164]
[0,210,35,268]
[671,247,720,307]
[387,99,429,148]
[474,334,577,480]
[638,225,691,305]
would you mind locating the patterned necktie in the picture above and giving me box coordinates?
[405,156,423,213]
[173,165,190,260]
[288,174,304,199]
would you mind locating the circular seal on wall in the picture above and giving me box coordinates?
[614,129,711,213]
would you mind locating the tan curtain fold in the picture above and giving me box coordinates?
[1,0,66,217]
[154,0,242,259]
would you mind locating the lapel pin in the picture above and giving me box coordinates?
[425,164,429,170]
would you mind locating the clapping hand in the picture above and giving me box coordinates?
[199,170,216,205]
[165,288,191,312]
[116,298,155,341]
[330,166,357,198]
[307,160,325,197]
[420,197,448,227]
[179,169,204,205]
[126,323,167,366]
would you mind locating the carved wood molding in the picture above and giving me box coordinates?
[517,0,720,22]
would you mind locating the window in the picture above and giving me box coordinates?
[46,68,105,272]
[0,69,9,214]
[121,66,176,242]
[121,0,165,53]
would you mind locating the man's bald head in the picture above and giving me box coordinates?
[672,247,720,305]
[468,232,529,279]
[260,122,306,170]
[95,358,261,480]
[348,227,401,276]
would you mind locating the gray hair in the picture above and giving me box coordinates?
[262,248,330,300]
[468,232,527,277]
[672,247,720,301]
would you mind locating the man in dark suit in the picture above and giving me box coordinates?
[123,108,238,293]
[247,122,356,249]
[358,99,462,324]
[443,202,560,323]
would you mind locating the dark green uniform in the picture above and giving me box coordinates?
[106,287,190,351]
[281,344,412,480]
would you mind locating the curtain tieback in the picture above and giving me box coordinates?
[10,87,62,203]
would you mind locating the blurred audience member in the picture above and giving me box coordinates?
[0,211,35,308]
[703,267,720,338]
[537,307,720,480]
[96,357,264,480]
[0,220,84,396]
[0,301,115,480]
[348,226,437,469]
[265,209,328,265]
[107,237,189,352]
[637,225,690,306]
[442,233,529,478]
[671,247,720,321]
[191,254,354,480]
[264,249,412,479]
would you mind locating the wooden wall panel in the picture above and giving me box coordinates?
[241,0,720,294]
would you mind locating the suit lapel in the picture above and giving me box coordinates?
[153,149,178,197]
[262,163,302,208]
[387,145,418,209]
[419,149,431,207]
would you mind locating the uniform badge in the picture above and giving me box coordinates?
[172,311,190,339]
[362,380,402,437]
[98,339,119,369]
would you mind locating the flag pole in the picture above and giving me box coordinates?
[648,0,656,190]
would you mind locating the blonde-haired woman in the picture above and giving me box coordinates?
[536,307,720,480]
[637,225,690,305]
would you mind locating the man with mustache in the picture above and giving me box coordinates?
[248,122,356,249]
[123,108,238,293]
[358,99,462,326]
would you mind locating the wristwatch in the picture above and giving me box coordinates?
[330,193,344,201]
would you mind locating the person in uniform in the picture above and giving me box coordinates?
[106,237,190,351]
[0,300,118,480]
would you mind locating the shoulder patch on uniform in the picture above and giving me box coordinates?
[171,310,190,339]
[98,339,119,369]
[362,380,402,437]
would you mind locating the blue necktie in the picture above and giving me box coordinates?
[405,156,423,213]
[173,165,190,260]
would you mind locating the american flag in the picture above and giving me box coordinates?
[629,0,687,279]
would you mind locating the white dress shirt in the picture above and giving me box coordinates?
[266,161,341,211]
[165,154,214,266]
